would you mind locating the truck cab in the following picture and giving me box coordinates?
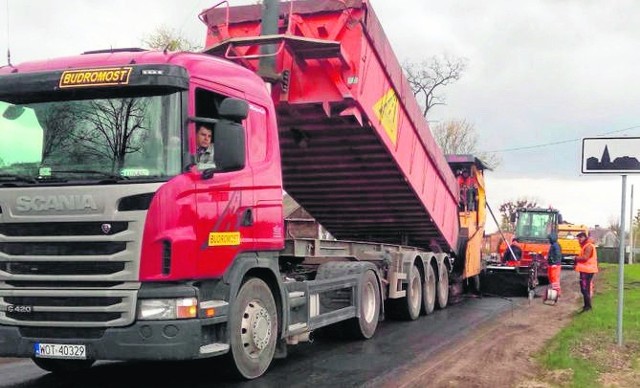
[0,49,286,376]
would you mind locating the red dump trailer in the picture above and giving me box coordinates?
[0,0,485,380]
[200,0,461,251]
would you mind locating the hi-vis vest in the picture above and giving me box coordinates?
[575,241,598,273]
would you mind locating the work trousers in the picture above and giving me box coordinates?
[579,272,595,308]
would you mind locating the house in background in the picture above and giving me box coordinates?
[482,231,513,260]
[284,194,333,240]
[589,225,618,247]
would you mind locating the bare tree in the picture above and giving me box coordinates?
[632,210,640,242]
[608,215,621,242]
[75,99,150,171]
[498,198,539,232]
[403,56,467,118]
[41,103,78,161]
[141,25,202,51]
[403,56,500,168]
[432,119,501,169]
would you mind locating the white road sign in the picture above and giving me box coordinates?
[582,137,640,174]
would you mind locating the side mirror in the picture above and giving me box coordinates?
[213,118,245,172]
[510,213,516,223]
[219,98,249,122]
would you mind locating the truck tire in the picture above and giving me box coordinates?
[421,263,436,315]
[436,266,449,309]
[227,277,277,380]
[315,262,381,340]
[343,269,381,339]
[387,264,422,320]
[31,358,95,374]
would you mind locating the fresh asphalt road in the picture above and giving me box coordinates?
[0,289,539,388]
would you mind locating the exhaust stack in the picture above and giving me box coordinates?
[258,0,280,81]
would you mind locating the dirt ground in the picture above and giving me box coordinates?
[394,270,583,388]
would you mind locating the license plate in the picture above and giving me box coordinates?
[34,343,86,359]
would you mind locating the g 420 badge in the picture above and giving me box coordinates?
[6,305,33,313]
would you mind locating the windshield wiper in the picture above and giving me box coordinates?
[49,170,130,181]
[0,173,38,184]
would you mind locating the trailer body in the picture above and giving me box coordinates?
[200,0,461,251]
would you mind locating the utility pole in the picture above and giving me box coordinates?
[617,176,627,346]
[630,185,635,264]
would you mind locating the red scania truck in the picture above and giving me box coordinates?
[0,0,487,379]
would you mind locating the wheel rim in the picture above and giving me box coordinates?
[240,300,273,358]
[362,280,377,323]
[440,271,449,292]
[438,270,449,305]
[409,272,421,311]
[426,270,436,305]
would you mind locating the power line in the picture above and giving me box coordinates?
[176,0,211,39]
[487,124,640,153]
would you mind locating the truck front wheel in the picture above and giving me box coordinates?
[227,277,278,380]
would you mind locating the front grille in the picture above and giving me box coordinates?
[0,290,138,327]
[7,312,121,322]
[20,327,106,339]
[6,296,121,307]
[0,201,145,328]
[0,261,125,275]
[0,242,126,256]
[0,222,128,236]
[6,281,124,288]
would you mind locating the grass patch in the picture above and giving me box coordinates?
[536,264,640,387]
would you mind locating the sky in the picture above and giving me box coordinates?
[1,0,640,233]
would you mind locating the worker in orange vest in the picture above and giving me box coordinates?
[546,232,563,298]
[575,232,598,312]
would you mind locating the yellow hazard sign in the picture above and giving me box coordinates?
[373,88,399,145]
[208,232,241,246]
[59,67,133,88]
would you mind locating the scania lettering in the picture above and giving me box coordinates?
[15,195,98,211]
[0,0,488,380]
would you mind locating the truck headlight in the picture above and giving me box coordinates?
[137,297,198,320]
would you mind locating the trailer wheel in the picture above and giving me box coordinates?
[344,269,381,339]
[421,263,436,315]
[436,266,449,309]
[31,358,95,374]
[387,264,422,320]
[227,278,277,380]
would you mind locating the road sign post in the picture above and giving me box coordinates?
[581,137,640,347]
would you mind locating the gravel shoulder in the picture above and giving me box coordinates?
[392,270,581,388]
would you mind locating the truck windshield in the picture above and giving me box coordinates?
[515,212,555,240]
[0,93,182,184]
